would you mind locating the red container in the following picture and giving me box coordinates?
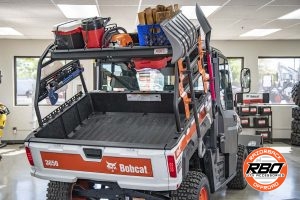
[53,20,85,49]
[133,57,171,70]
[81,17,110,48]
[81,28,105,48]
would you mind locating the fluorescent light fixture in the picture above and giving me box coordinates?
[240,29,281,37]
[278,8,300,19]
[0,27,23,36]
[58,4,99,18]
[181,6,220,19]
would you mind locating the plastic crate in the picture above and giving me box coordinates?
[137,24,170,46]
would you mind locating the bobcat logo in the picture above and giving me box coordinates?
[106,161,117,172]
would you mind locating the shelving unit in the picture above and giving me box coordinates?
[237,105,273,143]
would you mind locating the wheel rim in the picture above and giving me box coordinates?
[199,187,208,200]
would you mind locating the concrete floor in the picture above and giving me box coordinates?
[0,143,299,200]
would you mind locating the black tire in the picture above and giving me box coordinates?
[292,82,300,106]
[47,181,73,200]
[227,145,247,190]
[291,119,300,133]
[292,107,300,120]
[47,181,88,200]
[171,171,211,200]
[291,132,300,146]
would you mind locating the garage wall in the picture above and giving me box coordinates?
[0,39,299,141]
[0,39,93,141]
[212,40,300,139]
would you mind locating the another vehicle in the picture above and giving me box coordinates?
[25,5,251,200]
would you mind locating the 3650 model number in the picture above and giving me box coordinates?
[44,160,59,167]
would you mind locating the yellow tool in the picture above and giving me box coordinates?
[0,103,9,138]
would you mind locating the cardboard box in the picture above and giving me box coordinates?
[174,4,179,12]
[152,8,157,24]
[138,11,146,25]
[145,7,154,25]
[155,11,171,23]
[156,5,165,12]
[137,4,180,25]
[166,5,174,16]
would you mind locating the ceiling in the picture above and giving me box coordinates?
[0,0,299,40]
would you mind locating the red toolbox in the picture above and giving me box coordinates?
[53,20,84,49]
[253,117,269,128]
[259,106,272,115]
[133,57,171,70]
[256,130,271,139]
[240,117,250,128]
[238,106,257,116]
[81,17,110,48]
[249,106,258,115]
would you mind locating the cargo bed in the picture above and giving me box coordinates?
[28,91,186,149]
[69,112,179,145]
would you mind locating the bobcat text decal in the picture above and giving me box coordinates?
[41,152,153,177]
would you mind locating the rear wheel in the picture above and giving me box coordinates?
[291,119,300,133]
[292,107,300,120]
[227,145,248,190]
[171,171,210,200]
[291,132,300,146]
[292,82,300,106]
[47,180,89,200]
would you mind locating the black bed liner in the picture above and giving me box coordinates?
[69,112,180,146]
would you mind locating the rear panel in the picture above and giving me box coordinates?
[26,142,183,191]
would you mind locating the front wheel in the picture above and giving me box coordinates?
[171,171,211,200]
[227,144,248,189]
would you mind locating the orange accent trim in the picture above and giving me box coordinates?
[40,152,153,177]
[197,36,209,93]
[175,108,207,159]
[177,59,191,119]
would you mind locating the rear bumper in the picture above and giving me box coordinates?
[30,167,181,191]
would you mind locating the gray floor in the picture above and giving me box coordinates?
[0,143,299,200]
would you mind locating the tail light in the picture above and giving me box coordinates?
[25,147,34,166]
[167,155,177,178]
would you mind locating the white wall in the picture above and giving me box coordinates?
[0,39,93,141]
[212,40,300,139]
[0,39,299,140]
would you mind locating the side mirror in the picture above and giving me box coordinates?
[241,68,251,93]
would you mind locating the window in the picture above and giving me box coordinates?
[228,57,244,94]
[100,63,173,92]
[258,57,300,104]
[15,57,66,106]
[219,57,233,110]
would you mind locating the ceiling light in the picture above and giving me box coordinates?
[181,6,220,19]
[58,4,99,19]
[240,29,281,37]
[278,8,300,19]
[0,27,23,36]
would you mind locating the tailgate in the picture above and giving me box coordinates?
[26,142,181,191]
